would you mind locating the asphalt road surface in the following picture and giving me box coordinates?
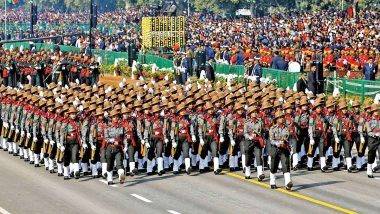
[0,151,379,214]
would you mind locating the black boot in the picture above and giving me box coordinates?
[214,168,222,175]
[286,181,293,191]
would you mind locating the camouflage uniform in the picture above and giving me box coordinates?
[365,115,380,177]
[269,123,291,188]
[103,121,125,184]
[243,116,265,179]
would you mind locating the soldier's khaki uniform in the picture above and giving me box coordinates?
[60,119,81,179]
[244,116,265,179]
[365,115,380,178]
[170,114,191,174]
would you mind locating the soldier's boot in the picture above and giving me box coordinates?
[257,165,265,181]
[157,157,164,176]
[284,172,293,191]
[63,166,70,180]
[163,156,170,171]
[101,163,108,179]
[19,147,24,158]
[90,164,97,178]
[320,157,328,172]
[173,159,180,174]
[346,157,355,172]
[23,148,29,161]
[34,153,40,167]
[2,138,8,151]
[199,157,206,173]
[146,159,154,175]
[191,153,198,170]
[270,172,277,189]
[107,171,113,185]
[241,154,246,173]
[118,169,126,184]
[228,155,235,171]
[292,153,299,170]
[332,157,340,171]
[356,157,363,170]
[81,163,90,176]
[49,159,55,173]
[307,157,314,171]
[57,163,64,176]
[8,141,13,154]
[185,158,191,175]
[137,158,144,171]
[44,157,49,170]
[29,149,34,164]
[73,163,80,179]
[245,166,251,179]
[213,157,222,175]
[129,162,138,176]
[12,142,18,156]
[367,164,374,178]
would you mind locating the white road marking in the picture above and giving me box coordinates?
[98,179,118,187]
[167,210,182,214]
[130,194,152,203]
[0,206,11,214]
[375,177,380,180]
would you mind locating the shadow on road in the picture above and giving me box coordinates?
[292,180,344,191]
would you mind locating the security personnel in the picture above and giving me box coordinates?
[89,107,106,178]
[103,108,126,185]
[269,110,292,190]
[244,105,265,180]
[365,104,380,178]
[228,101,245,172]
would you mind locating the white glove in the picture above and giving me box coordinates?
[3,122,8,128]
[230,139,236,147]
[33,137,38,142]
[310,138,315,145]
[172,141,178,148]
[200,139,205,146]
[360,137,365,144]
[57,143,61,148]
[220,136,225,143]
[60,146,65,152]
[10,125,15,130]
[44,139,49,144]
[164,138,169,144]
[123,147,128,153]
[82,143,88,149]
[141,140,145,145]
[109,138,115,143]
[91,144,96,150]
[27,133,31,138]
[15,129,20,134]
[145,142,150,149]
[192,135,196,142]
[50,141,55,146]
[334,137,340,144]
[21,131,25,137]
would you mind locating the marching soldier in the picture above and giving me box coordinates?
[60,107,81,180]
[89,107,106,178]
[333,101,355,172]
[103,108,126,185]
[351,101,367,171]
[308,99,329,172]
[269,110,293,190]
[170,102,192,175]
[198,101,222,174]
[120,104,138,176]
[294,98,310,168]
[244,105,265,180]
[365,104,380,178]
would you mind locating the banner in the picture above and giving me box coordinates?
[142,16,186,49]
